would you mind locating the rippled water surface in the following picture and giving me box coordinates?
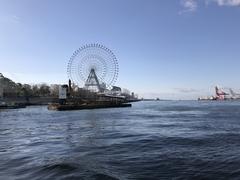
[1,101,240,179]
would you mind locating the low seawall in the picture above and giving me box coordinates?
[3,97,59,105]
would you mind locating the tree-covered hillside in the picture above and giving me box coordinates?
[0,73,59,97]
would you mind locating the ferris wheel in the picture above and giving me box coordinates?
[67,44,119,92]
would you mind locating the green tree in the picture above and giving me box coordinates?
[39,83,50,96]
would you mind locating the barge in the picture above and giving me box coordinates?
[48,102,132,111]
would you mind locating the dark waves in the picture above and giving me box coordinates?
[1,101,240,179]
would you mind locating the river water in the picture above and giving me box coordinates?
[1,101,240,180]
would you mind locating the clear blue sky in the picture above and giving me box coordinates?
[0,0,240,99]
